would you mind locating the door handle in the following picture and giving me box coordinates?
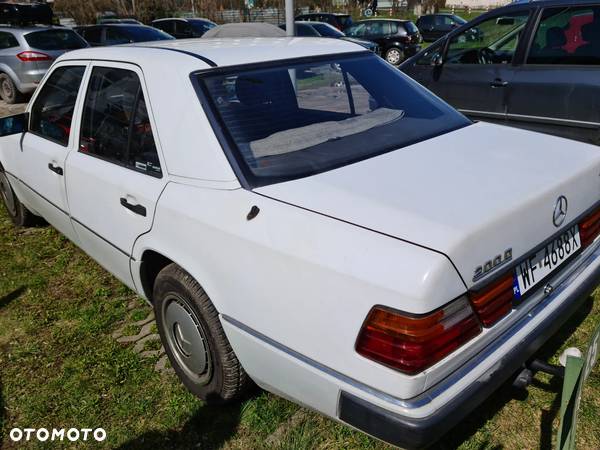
[120,197,146,217]
[48,163,63,176]
[490,79,509,88]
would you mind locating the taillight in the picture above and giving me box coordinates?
[355,297,481,374]
[17,51,51,62]
[468,273,514,327]
[579,205,600,248]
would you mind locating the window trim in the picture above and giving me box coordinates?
[28,63,88,148]
[76,62,164,179]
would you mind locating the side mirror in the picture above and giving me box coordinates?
[0,112,28,137]
[431,52,444,67]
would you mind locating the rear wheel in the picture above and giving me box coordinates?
[385,47,404,66]
[0,73,23,104]
[0,165,35,226]
[153,264,251,404]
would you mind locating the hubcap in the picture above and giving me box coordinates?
[163,295,211,384]
[387,49,401,65]
[0,170,16,216]
[1,79,13,100]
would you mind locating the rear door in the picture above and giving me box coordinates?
[507,5,600,144]
[17,62,88,242]
[65,62,167,289]
[430,9,531,123]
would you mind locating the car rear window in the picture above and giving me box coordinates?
[198,53,470,187]
[25,29,87,50]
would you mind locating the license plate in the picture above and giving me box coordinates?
[513,225,580,299]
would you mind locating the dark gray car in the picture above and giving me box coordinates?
[0,26,88,103]
[401,0,600,145]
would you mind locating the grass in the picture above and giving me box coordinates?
[0,206,599,449]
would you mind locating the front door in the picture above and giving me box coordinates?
[17,63,87,242]
[425,10,531,123]
[65,62,167,289]
[507,5,600,144]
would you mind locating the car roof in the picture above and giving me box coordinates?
[494,0,600,9]
[152,17,214,23]
[0,25,68,33]
[354,18,410,23]
[297,12,350,17]
[60,37,365,69]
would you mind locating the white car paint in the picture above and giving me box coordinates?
[1,38,600,447]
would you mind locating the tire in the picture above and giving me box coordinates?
[0,73,23,104]
[0,165,36,226]
[153,264,251,404]
[385,47,404,66]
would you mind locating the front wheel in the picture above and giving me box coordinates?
[385,47,404,66]
[153,264,251,404]
[0,166,35,226]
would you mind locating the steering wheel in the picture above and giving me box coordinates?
[478,47,495,64]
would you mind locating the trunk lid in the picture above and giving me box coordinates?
[256,122,600,289]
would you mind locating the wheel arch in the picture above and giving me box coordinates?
[138,249,174,303]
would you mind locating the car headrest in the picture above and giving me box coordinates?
[546,27,566,48]
[581,21,600,44]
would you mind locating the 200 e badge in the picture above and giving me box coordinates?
[473,249,513,282]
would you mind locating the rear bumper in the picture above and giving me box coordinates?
[338,241,600,449]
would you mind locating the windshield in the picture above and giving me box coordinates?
[25,29,87,50]
[404,21,419,33]
[199,53,469,187]
[312,23,344,37]
[451,15,467,25]
[123,26,174,42]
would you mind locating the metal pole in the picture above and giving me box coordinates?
[285,0,294,36]
[192,0,196,16]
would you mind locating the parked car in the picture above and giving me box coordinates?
[74,24,174,46]
[202,22,285,38]
[2,38,600,450]
[279,21,379,52]
[345,19,422,65]
[295,12,353,31]
[401,0,600,145]
[0,26,88,103]
[416,13,467,42]
[151,17,216,38]
[98,18,142,25]
[0,2,53,26]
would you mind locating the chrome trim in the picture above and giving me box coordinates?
[459,108,600,129]
[222,237,600,412]
[506,113,600,129]
[458,109,505,120]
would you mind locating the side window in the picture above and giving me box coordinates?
[30,66,85,146]
[79,67,161,177]
[105,28,129,45]
[176,21,192,36]
[446,11,530,64]
[155,21,174,34]
[528,7,599,65]
[0,32,18,49]
[83,27,102,44]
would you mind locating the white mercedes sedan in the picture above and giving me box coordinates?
[1,38,599,448]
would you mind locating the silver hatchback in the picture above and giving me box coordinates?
[0,26,88,103]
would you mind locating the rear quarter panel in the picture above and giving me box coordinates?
[132,183,467,399]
